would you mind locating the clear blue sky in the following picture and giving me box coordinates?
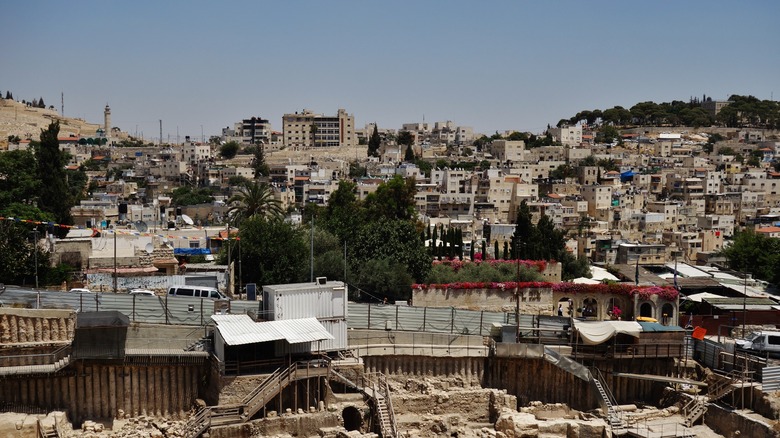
[2,1,778,142]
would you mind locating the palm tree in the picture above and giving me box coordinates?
[227,180,283,226]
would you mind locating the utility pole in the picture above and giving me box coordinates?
[113,230,118,293]
[33,229,40,308]
[515,238,521,343]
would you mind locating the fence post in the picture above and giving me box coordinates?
[451,307,455,334]
[367,303,371,329]
[423,306,427,332]
[479,311,484,336]
[395,305,399,331]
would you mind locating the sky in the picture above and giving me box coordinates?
[2,1,779,142]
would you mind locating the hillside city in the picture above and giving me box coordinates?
[1,93,779,299]
[1,92,780,438]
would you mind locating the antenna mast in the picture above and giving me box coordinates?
[60,92,64,116]
[159,120,163,145]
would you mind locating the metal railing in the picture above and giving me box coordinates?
[0,344,71,368]
[572,342,684,359]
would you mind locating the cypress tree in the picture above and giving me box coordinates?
[404,144,415,162]
[502,241,509,260]
[37,121,73,230]
[368,124,380,157]
[481,240,487,260]
[493,240,499,260]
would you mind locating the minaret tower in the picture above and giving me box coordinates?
[104,104,111,138]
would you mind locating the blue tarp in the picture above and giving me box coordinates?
[638,322,684,332]
[620,171,635,182]
[173,248,212,255]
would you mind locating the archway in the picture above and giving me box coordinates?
[607,297,627,320]
[557,297,574,317]
[639,302,654,318]
[661,303,675,325]
[582,297,598,318]
[342,406,363,431]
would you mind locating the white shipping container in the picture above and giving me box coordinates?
[275,319,348,356]
[263,281,347,320]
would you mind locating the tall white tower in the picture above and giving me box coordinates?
[104,104,111,138]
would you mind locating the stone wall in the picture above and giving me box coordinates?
[706,403,780,438]
[412,287,553,314]
[485,356,676,412]
[0,308,75,344]
[0,361,203,424]
[363,356,486,388]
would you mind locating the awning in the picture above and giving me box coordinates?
[174,248,212,256]
[573,320,642,345]
[211,315,334,346]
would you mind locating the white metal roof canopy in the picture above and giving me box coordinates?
[211,315,334,346]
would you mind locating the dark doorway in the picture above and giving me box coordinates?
[342,406,362,431]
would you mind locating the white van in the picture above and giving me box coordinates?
[736,331,780,356]
[167,285,228,300]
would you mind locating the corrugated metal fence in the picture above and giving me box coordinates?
[347,303,515,336]
[763,366,780,392]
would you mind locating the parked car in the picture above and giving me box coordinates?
[736,331,780,357]
[167,285,228,300]
[68,288,92,293]
[129,289,156,296]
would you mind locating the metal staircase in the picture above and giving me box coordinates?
[331,369,398,438]
[183,359,330,438]
[590,367,625,432]
[682,370,743,427]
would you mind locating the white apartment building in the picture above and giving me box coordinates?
[489,140,525,164]
[580,185,612,216]
[221,167,255,183]
[283,109,356,149]
[181,142,211,165]
[548,125,582,147]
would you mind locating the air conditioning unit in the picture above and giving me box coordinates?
[316,277,327,285]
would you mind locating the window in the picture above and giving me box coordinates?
[179,288,195,297]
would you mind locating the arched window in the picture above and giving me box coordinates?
[558,297,574,317]
[583,298,598,318]
[661,303,675,325]
[639,302,654,318]
[607,297,625,320]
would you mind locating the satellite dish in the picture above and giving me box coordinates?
[135,221,149,233]
[182,214,194,226]
[145,242,154,254]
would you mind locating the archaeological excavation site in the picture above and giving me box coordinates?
[1,280,780,438]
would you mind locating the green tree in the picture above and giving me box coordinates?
[397,130,414,147]
[36,122,74,229]
[250,145,270,177]
[171,186,215,206]
[404,145,415,162]
[323,180,363,241]
[219,141,240,159]
[580,155,597,167]
[0,220,50,285]
[349,161,367,178]
[368,124,381,157]
[0,149,40,210]
[364,175,417,221]
[237,217,309,285]
[719,229,780,284]
[349,218,431,298]
[227,181,283,226]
